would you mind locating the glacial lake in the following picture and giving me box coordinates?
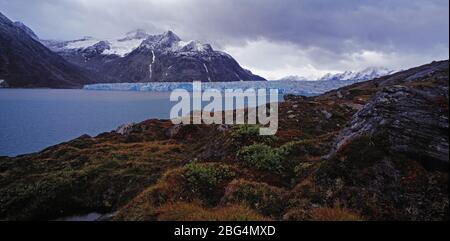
[0,89,174,157]
[0,88,284,157]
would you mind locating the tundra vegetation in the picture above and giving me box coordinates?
[0,61,448,221]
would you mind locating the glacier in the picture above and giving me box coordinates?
[83,79,369,96]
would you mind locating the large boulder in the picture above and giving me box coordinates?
[332,85,448,171]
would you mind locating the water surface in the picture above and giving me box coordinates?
[0,89,172,157]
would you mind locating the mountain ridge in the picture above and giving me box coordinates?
[277,67,396,82]
[42,29,265,83]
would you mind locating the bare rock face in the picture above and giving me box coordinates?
[115,123,136,135]
[314,61,449,220]
[81,41,111,59]
[332,69,449,171]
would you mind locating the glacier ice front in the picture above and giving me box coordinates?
[83,79,366,96]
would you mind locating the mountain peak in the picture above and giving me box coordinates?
[139,30,182,50]
[180,40,213,52]
[120,29,150,41]
[161,30,181,42]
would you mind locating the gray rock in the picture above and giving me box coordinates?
[332,84,449,171]
[115,123,136,135]
[166,124,183,139]
[81,41,111,59]
[321,109,333,119]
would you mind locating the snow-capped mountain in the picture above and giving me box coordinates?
[319,67,395,81]
[42,30,265,83]
[277,67,395,82]
[43,29,149,58]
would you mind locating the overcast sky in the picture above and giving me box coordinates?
[0,0,448,79]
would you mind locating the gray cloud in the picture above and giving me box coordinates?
[0,0,448,78]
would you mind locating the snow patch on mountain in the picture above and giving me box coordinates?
[102,38,145,57]
[52,36,143,57]
[277,67,395,82]
[138,31,213,55]
[203,63,212,82]
[149,50,156,79]
[43,29,159,57]
[319,67,395,81]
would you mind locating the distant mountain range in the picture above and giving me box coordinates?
[319,67,396,81]
[42,29,265,83]
[1,11,398,88]
[278,67,396,82]
[0,12,264,88]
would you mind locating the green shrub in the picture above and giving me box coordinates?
[277,140,322,157]
[230,125,276,148]
[237,144,283,172]
[294,162,314,178]
[184,163,236,205]
[222,179,287,217]
[185,163,235,190]
[277,140,324,179]
[236,141,318,175]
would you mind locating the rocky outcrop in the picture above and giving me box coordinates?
[313,60,449,220]
[114,123,137,135]
[331,63,449,171]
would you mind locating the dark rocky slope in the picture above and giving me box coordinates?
[0,60,447,220]
[0,12,94,88]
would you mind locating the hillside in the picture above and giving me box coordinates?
[0,60,448,221]
[0,12,93,88]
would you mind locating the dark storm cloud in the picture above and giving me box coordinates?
[0,0,448,78]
